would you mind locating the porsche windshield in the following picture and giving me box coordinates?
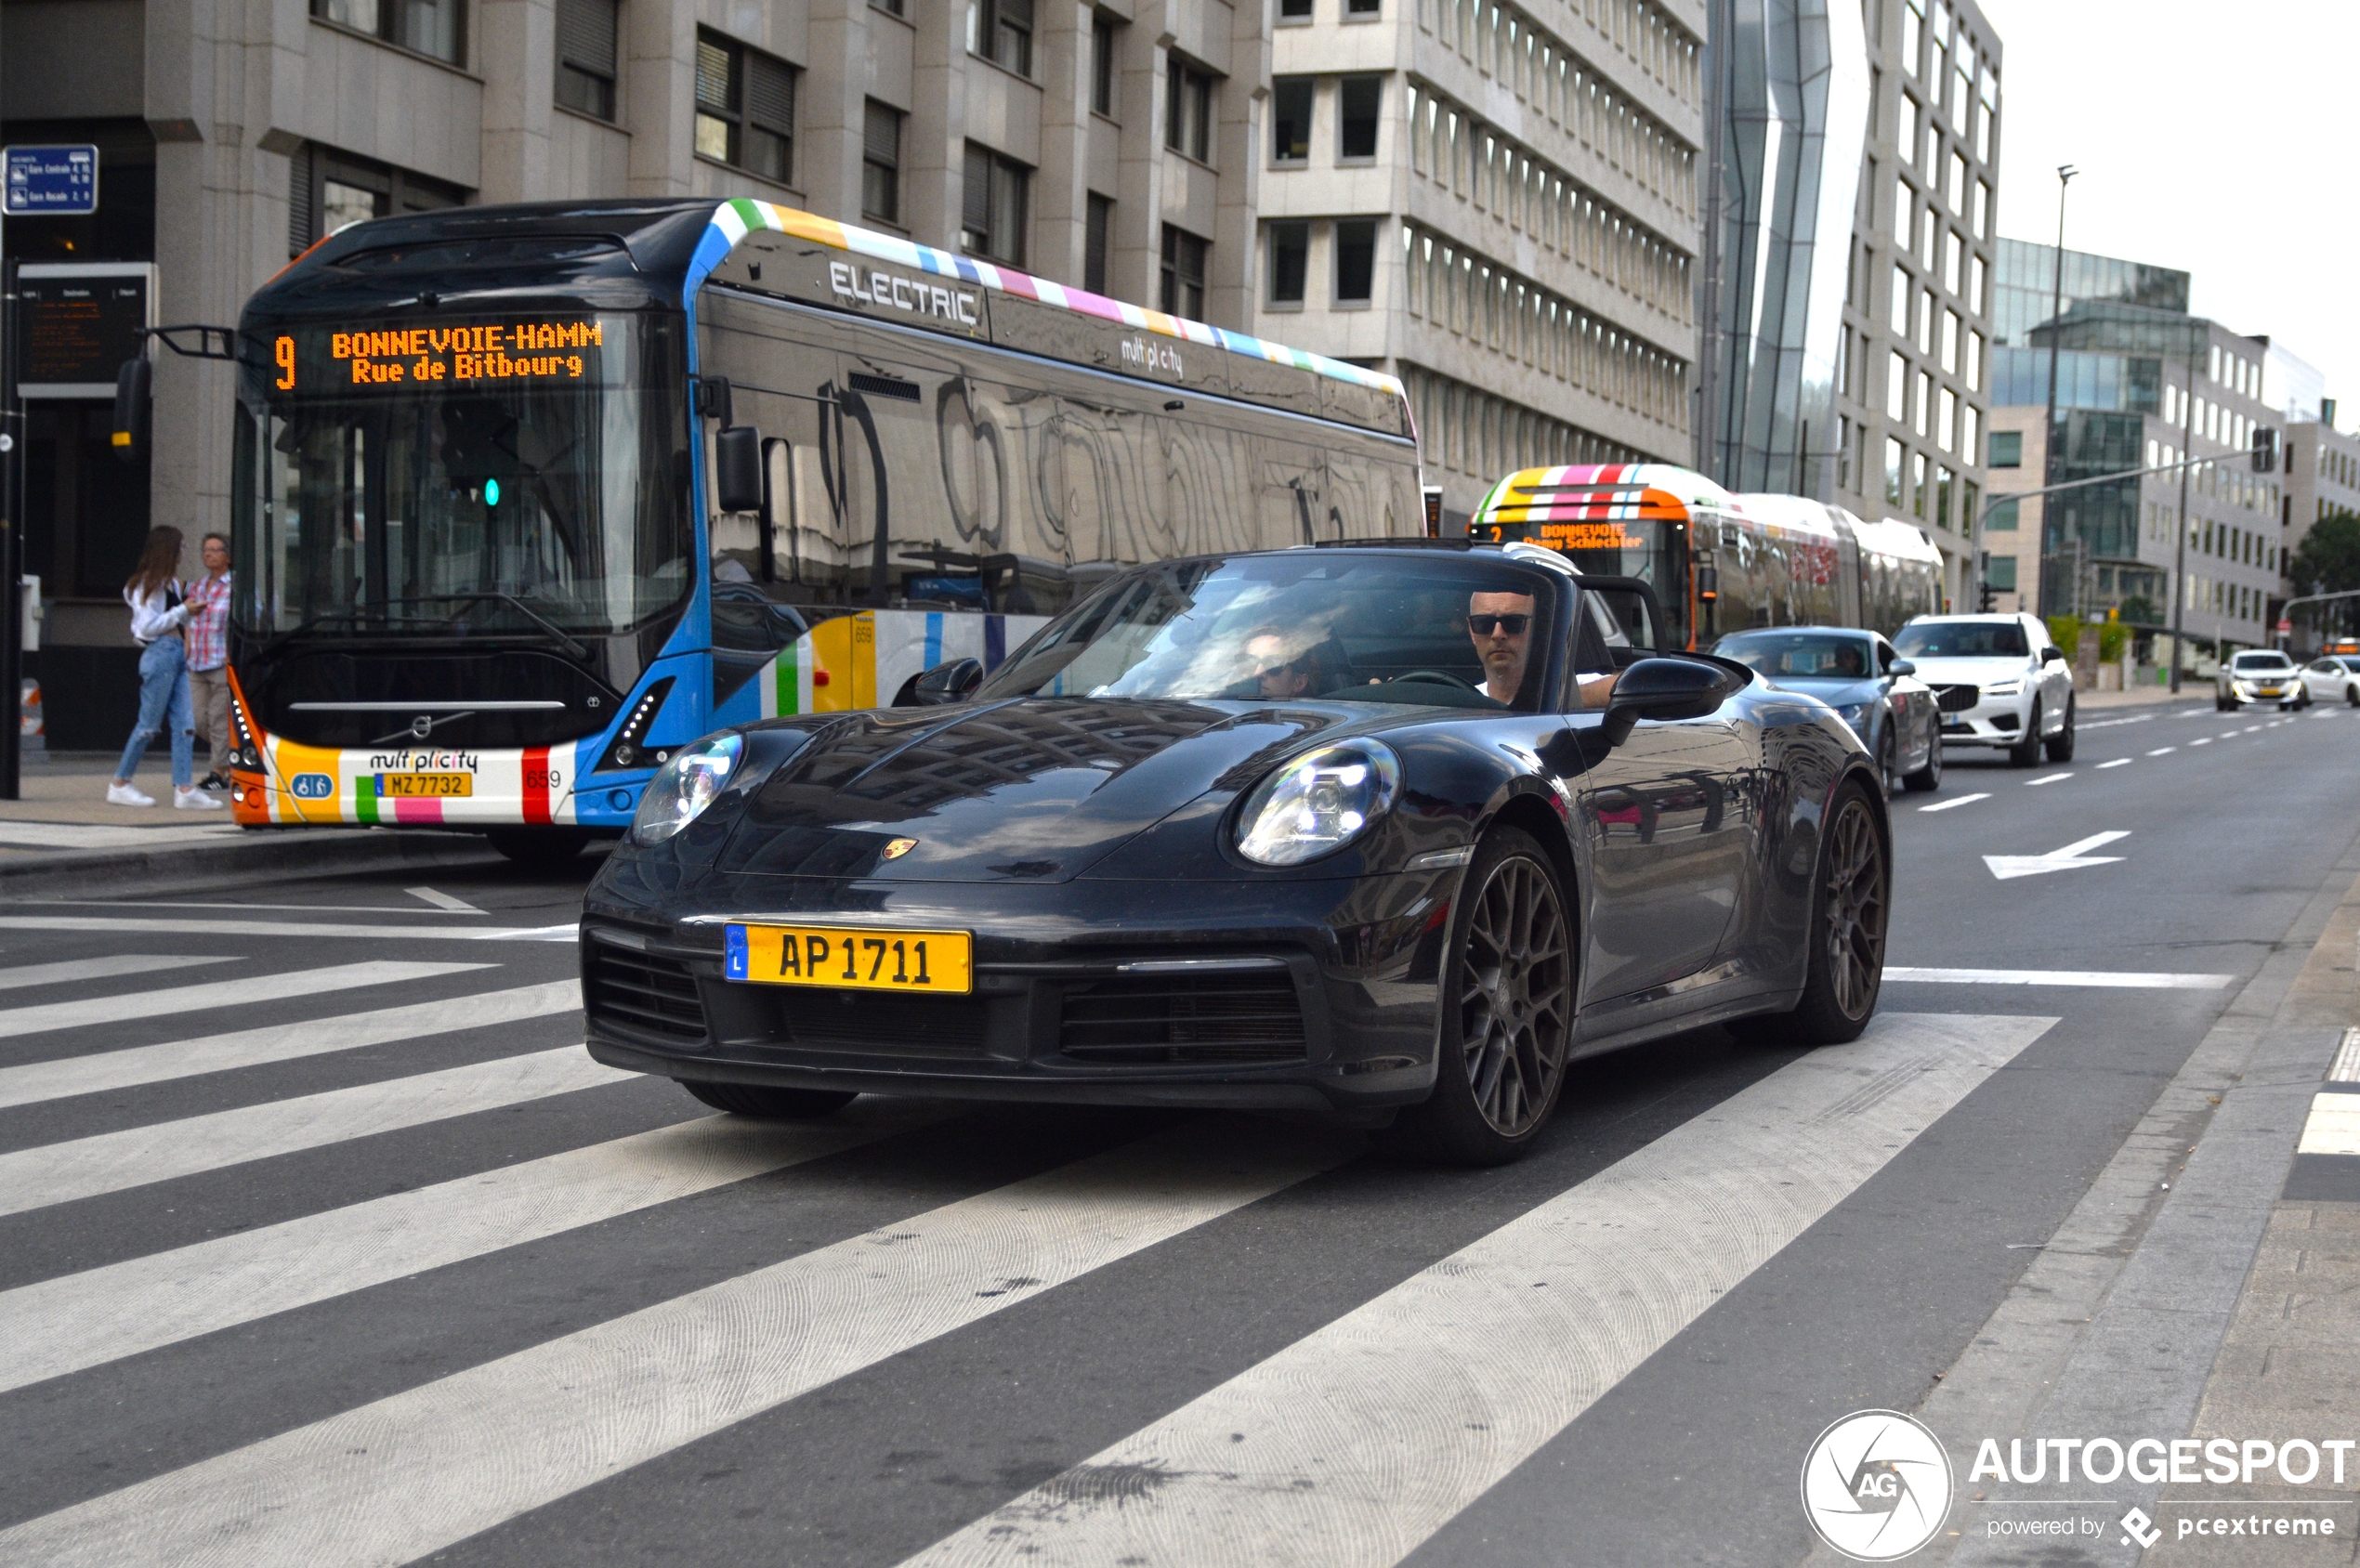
[977,554,1559,708]
[232,311,691,640]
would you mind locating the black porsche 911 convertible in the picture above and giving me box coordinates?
[581,542,1891,1165]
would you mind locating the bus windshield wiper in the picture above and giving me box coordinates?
[384,595,596,660]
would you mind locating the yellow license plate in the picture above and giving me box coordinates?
[724,923,973,994]
[378,772,473,797]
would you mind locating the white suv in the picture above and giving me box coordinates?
[1893,613,2078,767]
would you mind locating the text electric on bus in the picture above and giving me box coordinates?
[188,198,1423,860]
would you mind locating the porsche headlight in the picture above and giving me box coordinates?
[1236,741,1401,867]
[632,734,743,843]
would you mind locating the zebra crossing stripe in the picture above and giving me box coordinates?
[0,961,491,1039]
[0,1103,955,1396]
[0,1047,625,1219]
[0,980,580,1111]
[894,1011,2055,1568]
[2296,1093,2360,1157]
[0,917,570,942]
[0,955,229,993]
[0,1121,1356,1568]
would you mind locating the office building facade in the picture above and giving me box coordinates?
[1984,287,2286,652]
[1816,0,2001,608]
[1,0,1269,742]
[1248,0,1707,524]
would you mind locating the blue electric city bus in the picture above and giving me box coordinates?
[217,198,1423,861]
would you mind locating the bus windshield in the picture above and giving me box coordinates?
[233,311,691,641]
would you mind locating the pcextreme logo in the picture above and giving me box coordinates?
[1802,1410,1955,1561]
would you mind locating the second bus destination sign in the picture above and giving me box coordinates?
[274,319,608,389]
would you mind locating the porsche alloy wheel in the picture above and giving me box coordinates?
[1780,785,1890,1046]
[1389,827,1574,1166]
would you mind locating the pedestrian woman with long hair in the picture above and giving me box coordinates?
[108,526,222,810]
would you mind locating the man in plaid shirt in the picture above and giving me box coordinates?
[186,533,235,791]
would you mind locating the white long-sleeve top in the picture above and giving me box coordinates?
[125,581,190,645]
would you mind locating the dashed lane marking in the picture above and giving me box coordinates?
[2147,747,2177,755]
[2097,758,2132,769]
[1918,792,1990,813]
[2026,773,2074,787]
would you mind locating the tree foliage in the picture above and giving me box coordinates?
[2288,511,2360,597]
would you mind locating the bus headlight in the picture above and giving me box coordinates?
[1236,741,1400,866]
[633,734,743,843]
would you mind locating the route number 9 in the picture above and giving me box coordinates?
[275,336,295,390]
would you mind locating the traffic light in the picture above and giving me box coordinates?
[2252,425,2279,474]
[1978,579,1997,611]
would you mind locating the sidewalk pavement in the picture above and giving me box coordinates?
[0,752,500,892]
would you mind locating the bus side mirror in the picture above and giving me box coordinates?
[112,359,151,465]
[714,425,763,514]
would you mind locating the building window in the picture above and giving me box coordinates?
[1935,466,1954,529]
[1912,451,1929,517]
[1961,403,1979,464]
[1091,14,1120,117]
[1347,0,1380,13]
[1273,78,1312,163]
[1334,218,1376,302]
[1338,76,1383,162]
[553,0,616,117]
[969,0,1034,75]
[862,101,902,224]
[1160,224,1208,318]
[962,144,1029,265]
[1167,58,1214,163]
[288,143,465,255]
[1989,429,2021,468]
[1278,0,1312,20]
[1886,351,1908,422]
[696,32,796,185]
[1892,178,1912,249]
[1986,554,2016,592]
[1889,266,1910,336]
[1268,220,1309,305]
[313,0,465,64]
[1885,438,1906,507]
[1084,195,1113,294]
[872,0,904,16]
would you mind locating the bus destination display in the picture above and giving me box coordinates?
[273,319,608,390]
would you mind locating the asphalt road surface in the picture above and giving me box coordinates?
[0,700,2350,1568]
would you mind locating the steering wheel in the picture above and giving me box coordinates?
[1391,670,1482,693]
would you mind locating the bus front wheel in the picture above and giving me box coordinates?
[484,827,592,871]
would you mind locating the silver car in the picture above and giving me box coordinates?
[1713,627,1943,793]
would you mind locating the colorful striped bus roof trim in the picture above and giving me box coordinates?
[1474,464,1744,525]
[685,199,1407,403]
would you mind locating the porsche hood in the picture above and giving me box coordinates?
[724,699,1361,882]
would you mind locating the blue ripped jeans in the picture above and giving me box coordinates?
[114,635,195,789]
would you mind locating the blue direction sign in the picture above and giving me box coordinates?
[4,146,99,216]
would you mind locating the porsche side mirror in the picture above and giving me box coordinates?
[1888,658,1917,676]
[897,657,984,707]
[1599,658,1724,747]
[714,425,764,514]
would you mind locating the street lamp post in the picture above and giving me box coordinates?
[2168,330,2202,694]
[2037,164,2078,621]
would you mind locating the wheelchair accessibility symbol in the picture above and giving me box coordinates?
[291,773,335,800]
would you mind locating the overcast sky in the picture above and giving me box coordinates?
[1977,0,2360,428]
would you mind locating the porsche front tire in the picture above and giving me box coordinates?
[1385,826,1575,1168]
[678,1080,858,1119]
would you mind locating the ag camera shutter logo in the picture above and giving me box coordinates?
[1802,1410,1954,1561]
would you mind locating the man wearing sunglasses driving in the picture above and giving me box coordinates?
[1468,591,1619,708]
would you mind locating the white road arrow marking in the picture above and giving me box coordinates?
[1984,830,2130,882]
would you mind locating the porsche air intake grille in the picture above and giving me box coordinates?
[585,946,708,1044]
[1058,974,1307,1064]
[1935,685,1981,712]
[780,993,991,1053]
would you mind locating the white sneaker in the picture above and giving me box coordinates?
[107,782,155,807]
[173,787,224,810]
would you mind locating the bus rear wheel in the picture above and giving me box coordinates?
[484,827,593,870]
